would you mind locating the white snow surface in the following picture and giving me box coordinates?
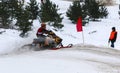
[0,0,120,73]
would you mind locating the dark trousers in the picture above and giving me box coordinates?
[111,41,115,48]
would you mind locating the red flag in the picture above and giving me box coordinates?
[76,17,83,32]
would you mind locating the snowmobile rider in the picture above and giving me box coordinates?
[108,27,117,48]
[36,23,53,46]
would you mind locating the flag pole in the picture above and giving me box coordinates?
[82,31,84,45]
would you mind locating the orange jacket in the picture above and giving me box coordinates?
[109,31,117,40]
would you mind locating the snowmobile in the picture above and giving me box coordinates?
[32,30,63,50]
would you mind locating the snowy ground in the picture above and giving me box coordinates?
[0,45,120,73]
[0,0,120,73]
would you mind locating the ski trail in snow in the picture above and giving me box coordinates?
[69,44,120,58]
[0,44,120,73]
[71,44,120,73]
[83,58,120,73]
[0,44,120,58]
[84,57,120,73]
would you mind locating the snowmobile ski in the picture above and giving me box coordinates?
[50,44,73,50]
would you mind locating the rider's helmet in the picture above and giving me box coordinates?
[41,23,46,28]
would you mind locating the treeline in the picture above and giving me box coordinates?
[0,0,109,37]
[66,0,109,25]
